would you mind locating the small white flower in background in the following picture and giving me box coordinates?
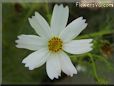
[76,65,86,72]
[15,4,93,80]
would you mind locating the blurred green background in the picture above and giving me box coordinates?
[2,3,114,85]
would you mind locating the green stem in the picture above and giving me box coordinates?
[88,53,99,81]
[77,30,114,39]
[45,3,50,15]
[45,3,51,23]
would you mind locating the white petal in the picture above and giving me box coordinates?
[22,48,49,70]
[63,39,93,54]
[51,4,69,36]
[28,12,51,38]
[46,53,61,80]
[60,17,87,42]
[15,35,47,51]
[59,51,77,77]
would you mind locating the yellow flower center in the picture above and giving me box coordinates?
[48,37,63,52]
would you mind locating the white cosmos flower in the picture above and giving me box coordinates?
[15,4,93,80]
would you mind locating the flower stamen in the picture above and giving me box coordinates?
[48,37,63,52]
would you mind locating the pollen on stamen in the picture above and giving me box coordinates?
[48,37,63,52]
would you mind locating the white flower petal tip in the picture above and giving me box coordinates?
[78,16,87,24]
[25,64,29,67]
[22,59,26,64]
[55,4,67,8]
[28,18,31,22]
[15,40,18,43]
[34,12,43,19]
[28,67,35,70]
[70,68,77,77]
[16,35,25,44]
[83,19,86,23]
[67,69,77,77]
[78,17,87,23]
[89,44,93,48]
[84,23,88,27]
[22,60,34,70]
[89,47,93,51]
[61,4,69,10]
[48,72,61,80]
[22,62,34,70]
[88,39,93,42]
[58,4,63,8]
[17,35,23,39]
[77,16,86,21]
[35,11,39,15]
[15,44,20,48]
